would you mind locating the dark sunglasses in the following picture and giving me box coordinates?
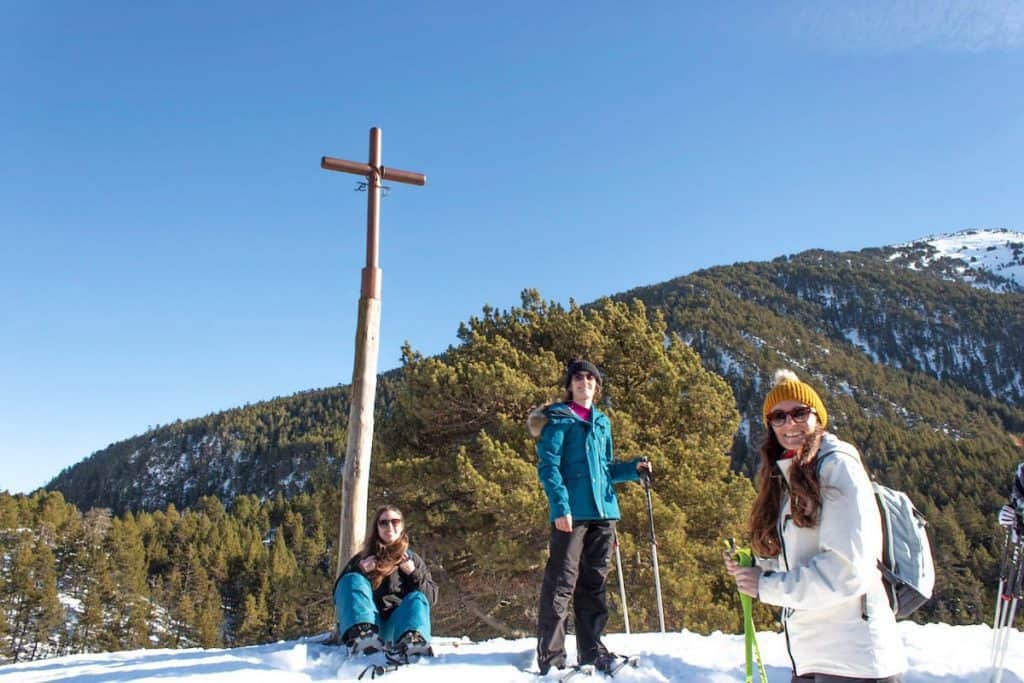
[767,406,816,427]
[377,517,402,529]
[572,372,596,382]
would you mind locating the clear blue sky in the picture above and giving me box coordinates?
[3,2,1023,495]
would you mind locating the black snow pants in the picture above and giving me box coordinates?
[536,519,615,672]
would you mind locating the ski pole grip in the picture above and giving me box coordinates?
[639,456,652,487]
[725,538,753,567]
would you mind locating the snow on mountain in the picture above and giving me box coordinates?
[1,624,1020,682]
[887,228,1024,292]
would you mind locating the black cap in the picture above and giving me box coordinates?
[565,359,602,388]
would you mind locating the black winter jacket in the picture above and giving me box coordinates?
[336,549,438,620]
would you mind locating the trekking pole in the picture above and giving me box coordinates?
[991,465,1024,683]
[639,458,665,633]
[726,539,768,683]
[990,526,1014,675]
[991,530,1024,683]
[613,530,631,634]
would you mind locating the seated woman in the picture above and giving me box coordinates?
[333,505,438,657]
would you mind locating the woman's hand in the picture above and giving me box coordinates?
[359,555,377,573]
[399,554,416,575]
[999,505,1020,542]
[637,459,652,476]
[723,550,761,598]
[554,514,573,533]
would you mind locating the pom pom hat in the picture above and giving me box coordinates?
[762,369,829,429]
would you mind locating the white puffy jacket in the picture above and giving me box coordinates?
[756,433,907,679]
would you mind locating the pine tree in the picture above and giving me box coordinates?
[236,591,269,644]
[75,549,108,653]
[381,291,753,638]
[105,515,151,650]
[267,531,299,639]
[3,533,63,661]
[0,600,10,662]
[195,576,224,648]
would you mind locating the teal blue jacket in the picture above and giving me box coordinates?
[535,403,641,522]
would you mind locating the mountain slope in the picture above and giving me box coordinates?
[51,231,1023,514]
[880,227,1024,293]
[49,387,351,514]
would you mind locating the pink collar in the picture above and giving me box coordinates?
[569,402,592,421]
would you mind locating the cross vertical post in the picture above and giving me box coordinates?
[321,127,425,577]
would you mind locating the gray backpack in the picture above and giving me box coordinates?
[817,448,935,619]
[872,481,935,618]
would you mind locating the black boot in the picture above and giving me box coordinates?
[592,651,639,676]
[392,630,433,659]
[342,623,383,655]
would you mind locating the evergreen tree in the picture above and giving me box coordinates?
[0,600,10,662]
[236,591,269,644]
[381,291,753,638]
[3,533,62,662]
[195,576,224,648]
[75,546,109,653]
[267,531,299,639]
[105,515,151,650]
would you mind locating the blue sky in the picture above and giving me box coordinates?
[3,1,1023,495]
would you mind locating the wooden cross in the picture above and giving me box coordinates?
[321,128,426,575]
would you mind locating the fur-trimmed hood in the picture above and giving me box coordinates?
[526,402,578,439]
[527,404,552,439]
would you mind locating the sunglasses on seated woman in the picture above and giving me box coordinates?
[767,406,816,427]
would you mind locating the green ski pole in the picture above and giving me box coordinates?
[726,539,768,683]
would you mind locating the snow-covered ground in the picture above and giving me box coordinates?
[1,623,1020,682]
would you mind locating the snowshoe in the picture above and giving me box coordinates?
[344,623,385,656]
[389,630,434,662]
[560,664,596,680]
[523,664,590,680]
[591,652,639,677]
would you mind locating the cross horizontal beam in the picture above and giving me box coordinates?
[320,156,426,186]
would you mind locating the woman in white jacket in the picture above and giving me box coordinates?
[724,370,906,683]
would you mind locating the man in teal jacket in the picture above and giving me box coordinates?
[528,359,650,675]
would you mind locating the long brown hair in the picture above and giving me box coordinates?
[749,424,826,557]
[360,505,410,589]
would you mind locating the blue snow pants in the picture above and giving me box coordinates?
[334,572,432,643]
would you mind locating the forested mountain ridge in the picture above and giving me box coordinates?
[47,387,350,514]
[47,229,1022,515]
[46,377,396,515]
[617,238,1023,471]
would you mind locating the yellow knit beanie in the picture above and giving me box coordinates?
[762,369,828,428]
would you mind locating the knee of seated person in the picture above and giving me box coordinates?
[404,590,429,607]
[335,572,370,597]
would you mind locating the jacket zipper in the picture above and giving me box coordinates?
[776,460,798,674]
[574,411,603,517]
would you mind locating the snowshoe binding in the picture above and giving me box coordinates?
[389,630,434,662]
[591,652,639,677]
[344,623,385,656]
